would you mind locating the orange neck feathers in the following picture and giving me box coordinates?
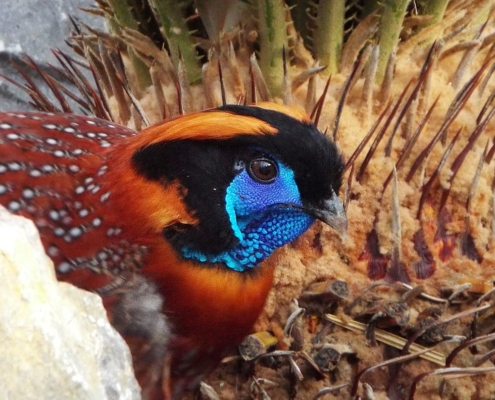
[144,241,276,350]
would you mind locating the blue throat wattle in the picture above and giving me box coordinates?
[181,161,315,271]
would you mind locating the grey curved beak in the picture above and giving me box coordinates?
[307,190,347,238]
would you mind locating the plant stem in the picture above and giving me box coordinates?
[362,0,381,18]
[151,0,201,84]
[376,0,409,83]
[106,0,152,91]
[257,0,289,98]
[418,0,451,29]
[315,0,345,74]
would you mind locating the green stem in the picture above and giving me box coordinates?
[257,0,289,98]
[315,0,345,74]
[107,0,138,29]
[418,0,451,29]
[376,0,409,83]
[151,0,201,84]
[106,0,152,90]
[362,1,381,18]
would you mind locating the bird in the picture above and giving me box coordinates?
[0,102,346,399]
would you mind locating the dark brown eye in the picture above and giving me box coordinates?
[248,157,278,183]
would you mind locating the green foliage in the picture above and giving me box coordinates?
[151,0,202,83]
[101,1,471,92]
[106,0,152,90]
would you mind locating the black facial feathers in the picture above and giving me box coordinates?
[132,139,241,254]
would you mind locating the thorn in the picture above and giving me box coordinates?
[361,43,379,121]
[344,101,389,173]
[150,64,167,120]
[121,82,151,127]
[344,163,354,211]
[248,60,256,105]
[478,60,495,98]
[440,107,495,211]
[418,41,443,116]
[384,59,432,156]
[473,349,495,367]
[452,40,482,89]
[466,141,488,215]
[383,97,439,190]
[311,75,331,128]
[68,15,82,35]
[178,54,192,114]
[460,143,487,263]
[407,58,493,182]
[225,41,245,106]
[451,21,486,89]
[417,127,462,220]
[282,46,292,105]
[95,43,130,123]
[476,88,495,125]
[332,54,362,141]
[86,64,112,120]
[218,60,226,106]
[356,80,413,183]
[83,47,113,119]
[385,166,410,284]
[249,53,270,101]
[292,63,326,92]
[340,12,379,73]
[304,63,321,114]
[251,377,274,399]
[175,81,183,115]
[402,97,419,141]
[23,54,73,113]
[202,49,218,108]
[379,49,396,104]
[348,44,373,92]
[0,71,34,100]
[12,59,55,111]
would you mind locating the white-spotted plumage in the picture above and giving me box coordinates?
[0,112,145,280]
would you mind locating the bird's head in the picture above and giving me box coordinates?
[130,103,346,272]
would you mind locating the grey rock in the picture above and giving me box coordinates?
[0,206,141,400]
[0,0,103,111]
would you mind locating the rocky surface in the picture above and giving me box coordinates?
[0,0,102,111]
[0,206,141,400]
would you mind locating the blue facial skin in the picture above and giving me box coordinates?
[181,157,315,271]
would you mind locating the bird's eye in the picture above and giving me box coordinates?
[248,157,278,183]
